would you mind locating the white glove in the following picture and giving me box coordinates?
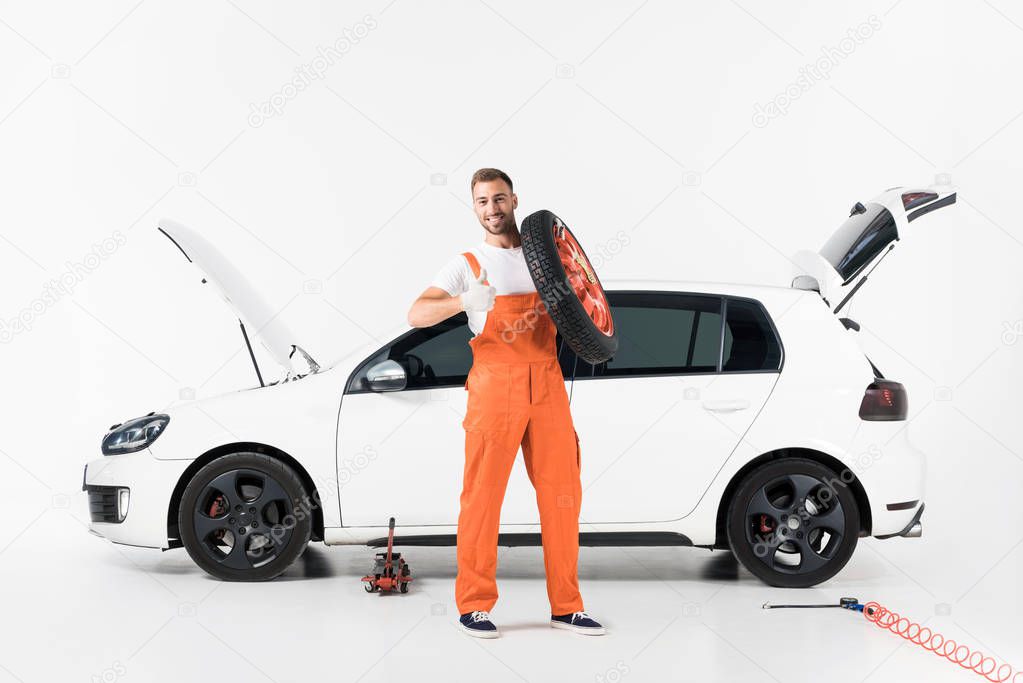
[460,268,496,312]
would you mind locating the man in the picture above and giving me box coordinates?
[407,168,604,638]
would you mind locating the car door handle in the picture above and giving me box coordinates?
[702,399,751,412]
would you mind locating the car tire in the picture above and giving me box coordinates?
[178,452,312,581]
[520,209,618,365]
[726,458,859,588]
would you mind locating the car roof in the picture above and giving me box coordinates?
[319,279,813,372]
[600,278,804,300]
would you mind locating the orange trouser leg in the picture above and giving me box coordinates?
[521,378,585,616]
[455,360,584,615]
[455,419,526,614]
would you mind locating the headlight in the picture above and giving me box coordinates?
[102,413,170,455]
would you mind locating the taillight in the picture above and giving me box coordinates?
[901,191,938,210]
[859,380,908,421]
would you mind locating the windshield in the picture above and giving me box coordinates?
[819,202,898,283]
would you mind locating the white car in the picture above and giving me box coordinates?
[83,184,954,587]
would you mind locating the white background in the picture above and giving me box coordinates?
[1,1,1021,681]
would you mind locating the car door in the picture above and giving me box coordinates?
[568,292,783,524]
[338,313,586,529]
[337,314,475,527]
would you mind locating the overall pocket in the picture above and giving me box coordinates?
[461,365,510,432]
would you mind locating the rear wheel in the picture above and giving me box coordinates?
[726,458,859,587]
[178,452,312,581]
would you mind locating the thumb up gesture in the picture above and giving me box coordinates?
[460,268,496,312]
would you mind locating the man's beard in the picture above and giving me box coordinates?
[480,213,514,235]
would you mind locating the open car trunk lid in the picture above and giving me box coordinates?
[793,183,957,313]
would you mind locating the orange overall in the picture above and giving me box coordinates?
[455,252,584,616]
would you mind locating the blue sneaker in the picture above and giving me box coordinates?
[551,611,605,635]
[459,610,499,638]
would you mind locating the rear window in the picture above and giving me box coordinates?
[820,202,898,283]
[722,299,782,372]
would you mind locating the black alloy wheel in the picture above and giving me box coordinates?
[178,453,312,581]
[727,458,859,588]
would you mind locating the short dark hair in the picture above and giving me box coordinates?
[471,168,513,193]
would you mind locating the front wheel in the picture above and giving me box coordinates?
[726,458,859,588]
[178,452,312,581]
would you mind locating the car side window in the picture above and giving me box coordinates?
[586,292,723,378]
[722,299,782,372]
[346,313,474,393]
[555,332,588,379]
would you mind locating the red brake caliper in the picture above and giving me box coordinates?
[209,495,226,541]
[759,515,774,534]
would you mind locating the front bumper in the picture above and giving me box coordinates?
[83,450,192,549]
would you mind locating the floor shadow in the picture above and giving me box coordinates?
[291,544,336,579]
[328,546,747,584]
[137,543,756,588]
[698,549,740,581]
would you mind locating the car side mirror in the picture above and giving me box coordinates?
[366,360,406,392]
[791,275,821,293]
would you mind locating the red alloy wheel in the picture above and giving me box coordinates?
[520,209,618,365]
[553,218,614,337]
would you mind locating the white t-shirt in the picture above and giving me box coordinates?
[430,242,536,335]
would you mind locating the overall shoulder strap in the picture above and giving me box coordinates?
[462,252,489,285]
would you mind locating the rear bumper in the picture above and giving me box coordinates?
[834,417,924,539]
[846,419,926,538]
[876,502,924,540]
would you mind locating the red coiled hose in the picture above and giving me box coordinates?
[862,602,1021,682]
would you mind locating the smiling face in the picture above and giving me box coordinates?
[472,179,518,236]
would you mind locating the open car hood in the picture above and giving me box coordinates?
[793,182,957,313]
[158,218,313,376]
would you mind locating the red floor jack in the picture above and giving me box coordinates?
[362,518,412,594]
